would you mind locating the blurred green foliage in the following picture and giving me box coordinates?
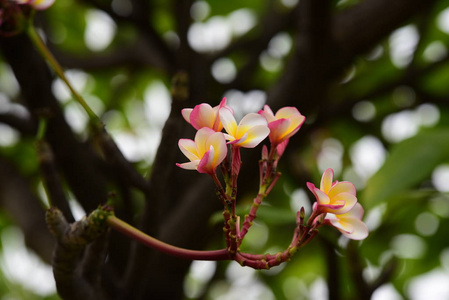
[1,0,449,299]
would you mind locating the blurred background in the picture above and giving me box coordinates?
[1,0,449,299]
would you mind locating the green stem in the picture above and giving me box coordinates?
[106,216,230,261]
[36,117,47,141]
[27,25,101,126]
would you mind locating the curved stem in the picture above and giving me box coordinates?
[107,216,230,261]
[27,25,101,126]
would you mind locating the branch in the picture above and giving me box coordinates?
[347,241,398,299]
[333,0,438,62]
[173,0,193,68]
[31,23,153,205]
[211,2,297,90]
[77,0,175,73]
[267,0,334,111]
[93,126,151,195]
[46,207,110,300]
[267,0,439,113]
[122,72,190,296]
[81,231,110,288]
[319,53,449,124]
[0,33,109,211]
[210,2,296,61]
[0,156,54,263]
[0,111,36,135]
[52,37,171,71]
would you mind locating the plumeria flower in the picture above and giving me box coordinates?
[177,127,227,175]
[15,0,55,10]
[182,98,231,132]
[0,0,54,36]
[258,105,305,146]
[307,168,357,215]
[219,107,270,148]
[324,203,369,240]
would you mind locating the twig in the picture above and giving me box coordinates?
[93,126,151,194]
[37,139,75,222]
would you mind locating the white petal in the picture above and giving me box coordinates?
[315,188,331,205]
[237,113,268,132]
[320,168,334,194]
[341,218,369,240]
[178,139,198,161]
[207,132,228,165]
[177,160,199,170]
[194,127,215,156]
[343,203,364,219]
[329,181,356,197]
[181,108,193,123]
[237,125,269,148]
[219,107,237,136]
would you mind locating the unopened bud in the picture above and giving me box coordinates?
[299,207,305,219]
[261,145,268,160]
[315,213,326,225]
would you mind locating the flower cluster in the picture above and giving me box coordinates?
[177,98,368,268]
[178,98,306,173]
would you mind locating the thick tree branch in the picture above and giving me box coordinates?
[267,0,334,111]
[46,207,110,300]
[93,127,151,195]
[77,0,175,73]
[52,39,168,71]
[333,0,437,62]
[123,72,189,297]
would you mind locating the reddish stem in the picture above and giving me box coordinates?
[239,159,280,245]
[107,216,230,261]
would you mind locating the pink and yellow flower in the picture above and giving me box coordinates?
[258,105,305,146]
[219,108,270,148]
[324,203,369,240]
[177,127,227,175]
[15,0,55,10]
[182,98,230,132]
[307,168,357,215]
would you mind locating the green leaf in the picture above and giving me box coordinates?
[363,129,449,208]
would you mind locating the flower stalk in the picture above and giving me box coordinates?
[106,214,231,261]
[103,206,323,268]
